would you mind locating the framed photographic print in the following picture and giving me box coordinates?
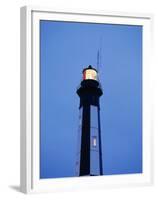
[20,6,153,193]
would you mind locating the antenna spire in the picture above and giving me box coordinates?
[97,37,102,73]
[97,50,100,71]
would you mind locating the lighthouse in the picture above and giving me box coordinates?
[76,65,103,176]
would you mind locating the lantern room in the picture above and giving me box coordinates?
[83,65,98,81]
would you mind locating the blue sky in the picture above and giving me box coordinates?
[40,20,142,178]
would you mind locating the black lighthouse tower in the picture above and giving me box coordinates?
[76,65,103,176]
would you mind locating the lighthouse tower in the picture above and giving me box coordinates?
[76,65,103,176]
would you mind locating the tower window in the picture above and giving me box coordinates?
[92,136,97,147]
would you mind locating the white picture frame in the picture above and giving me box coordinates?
[20,6,153,194]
